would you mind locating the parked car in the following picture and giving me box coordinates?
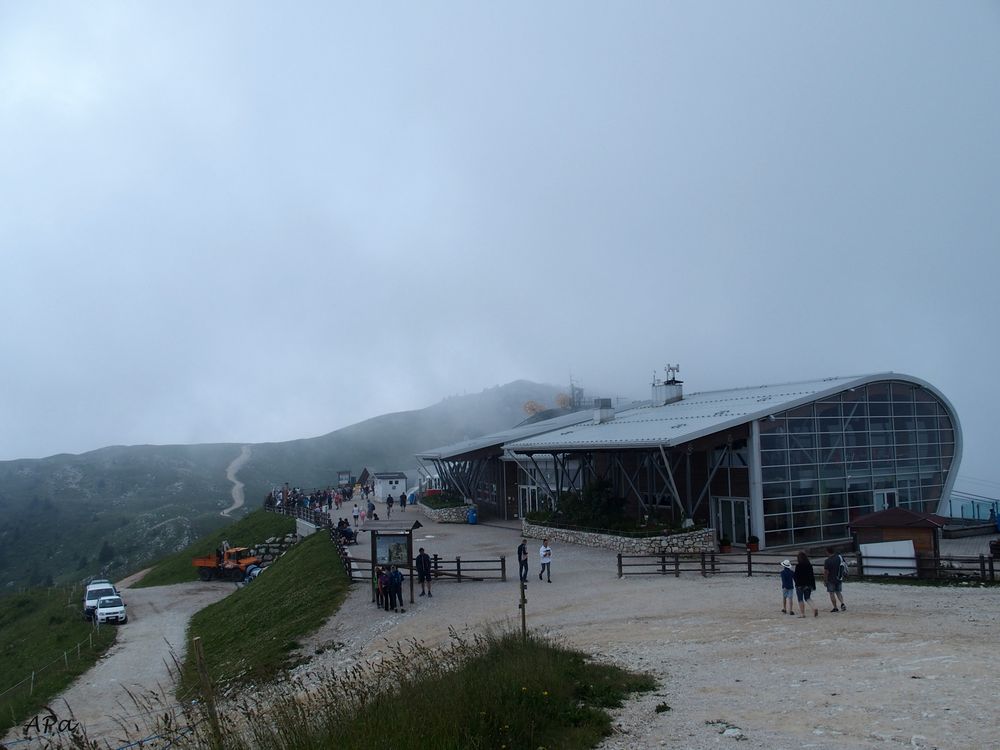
[95,595,127,624]
[83,584,117,620]
[88,578,119,594]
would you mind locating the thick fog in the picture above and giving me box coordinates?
[1,2,998,495]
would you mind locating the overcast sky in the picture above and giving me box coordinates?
[1,3,998,494]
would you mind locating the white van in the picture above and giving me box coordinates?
[83,584,117,620]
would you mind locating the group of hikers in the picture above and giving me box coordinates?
[779,546,849,617]
[373,547,434,612]
[264,483,354,512]
[351,492,409,526]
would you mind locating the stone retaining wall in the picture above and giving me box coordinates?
[521,521,717,555]
[418,501,476,523]
[250,532,300,564]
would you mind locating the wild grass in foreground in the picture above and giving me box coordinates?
[134,509,295,588]
[78,630,654,750]
[0,585,116,734]
[179,531,350,697]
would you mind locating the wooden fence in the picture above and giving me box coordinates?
[617,550,998,582]
[265,504,506,585]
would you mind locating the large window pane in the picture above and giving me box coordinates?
[760,418,786,434]
[760,434,787,450]
[766,529,792,546]
[763,481,790,499]
[844,417,869,432]
[788,418,814,434]
[763,467,789,483]
[891,382,913,401]
[815,401,842,418]
[788,433,816,449]
[868,383,890,401]
[790,449,817,464]
[823,524,849,540]
[794,526,823,544]
[761,450,787,467]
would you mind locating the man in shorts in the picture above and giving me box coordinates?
[416,546,432,597]
[823,546,847,612]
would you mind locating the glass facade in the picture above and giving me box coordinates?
[759,380,955,548]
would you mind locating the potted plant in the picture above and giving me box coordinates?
[747,535,760,553]
[719,536,732,553]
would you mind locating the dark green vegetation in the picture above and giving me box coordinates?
[527,479,700,535]
[179,531,350,697]
[420,489,468,509]
[0,380,563,587]
[161,632,655,750]
[134,509,294,589]
[0,585,116,734]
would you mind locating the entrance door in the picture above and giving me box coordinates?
[715,497,750,545]
[874,490,898,512]
[518,485,539,517]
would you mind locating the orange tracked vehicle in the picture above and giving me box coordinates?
[192,543,261,581]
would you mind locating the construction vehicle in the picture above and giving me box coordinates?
[192,542,261,581]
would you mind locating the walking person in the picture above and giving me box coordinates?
[359,507,367,525]
[416,547,433,597]
[793,551,819,618]
[399,492,407,512]
[517,538,529,584]
[538,538,552,583]
[386,494,394,518]
[780,560,796,615]
[352,503,360,527]
[823,547,847,612]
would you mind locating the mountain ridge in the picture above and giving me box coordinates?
[0,380,563,588]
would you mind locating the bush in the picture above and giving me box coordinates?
[420,490,467,510]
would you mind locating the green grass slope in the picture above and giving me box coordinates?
[134,510,295,589]
[180,531,349,696]
[0,585,117,734]
[0,380,563,589]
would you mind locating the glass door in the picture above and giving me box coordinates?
[715,497,749,545]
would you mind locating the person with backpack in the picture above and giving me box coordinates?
[823,546,847,612]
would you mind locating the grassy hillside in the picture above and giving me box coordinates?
[0,584,117,734]
[179,531,349,696]
[134,510,295,589]
[0,380,563,589]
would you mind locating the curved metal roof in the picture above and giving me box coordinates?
[506,373,961,453]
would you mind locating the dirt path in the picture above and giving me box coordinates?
[5,579,234,748]
[221,445,251,517]
[294,514,1000,750]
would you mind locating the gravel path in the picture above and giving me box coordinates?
[4,577,233,748]
[220,445,251,517]
[8,511,995,750]
[294,512,1000,750]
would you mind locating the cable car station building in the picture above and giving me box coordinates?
[420,372,962,551]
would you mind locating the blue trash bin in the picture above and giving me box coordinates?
[467,507,478,525]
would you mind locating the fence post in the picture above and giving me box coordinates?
[433,554,439,579]
[500,555,507,582]
[700,552,706,577]
[617,553,622,578]
[456,556,462,583]
[989,555,995,583]
[674,553,680,578]
[747,549,753,577]
[193,637,224,750]
[980,554,987,582]
[64,651,68,669]
[856,551,864,578]
[660,554,666,575]
[29,671,34,696]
